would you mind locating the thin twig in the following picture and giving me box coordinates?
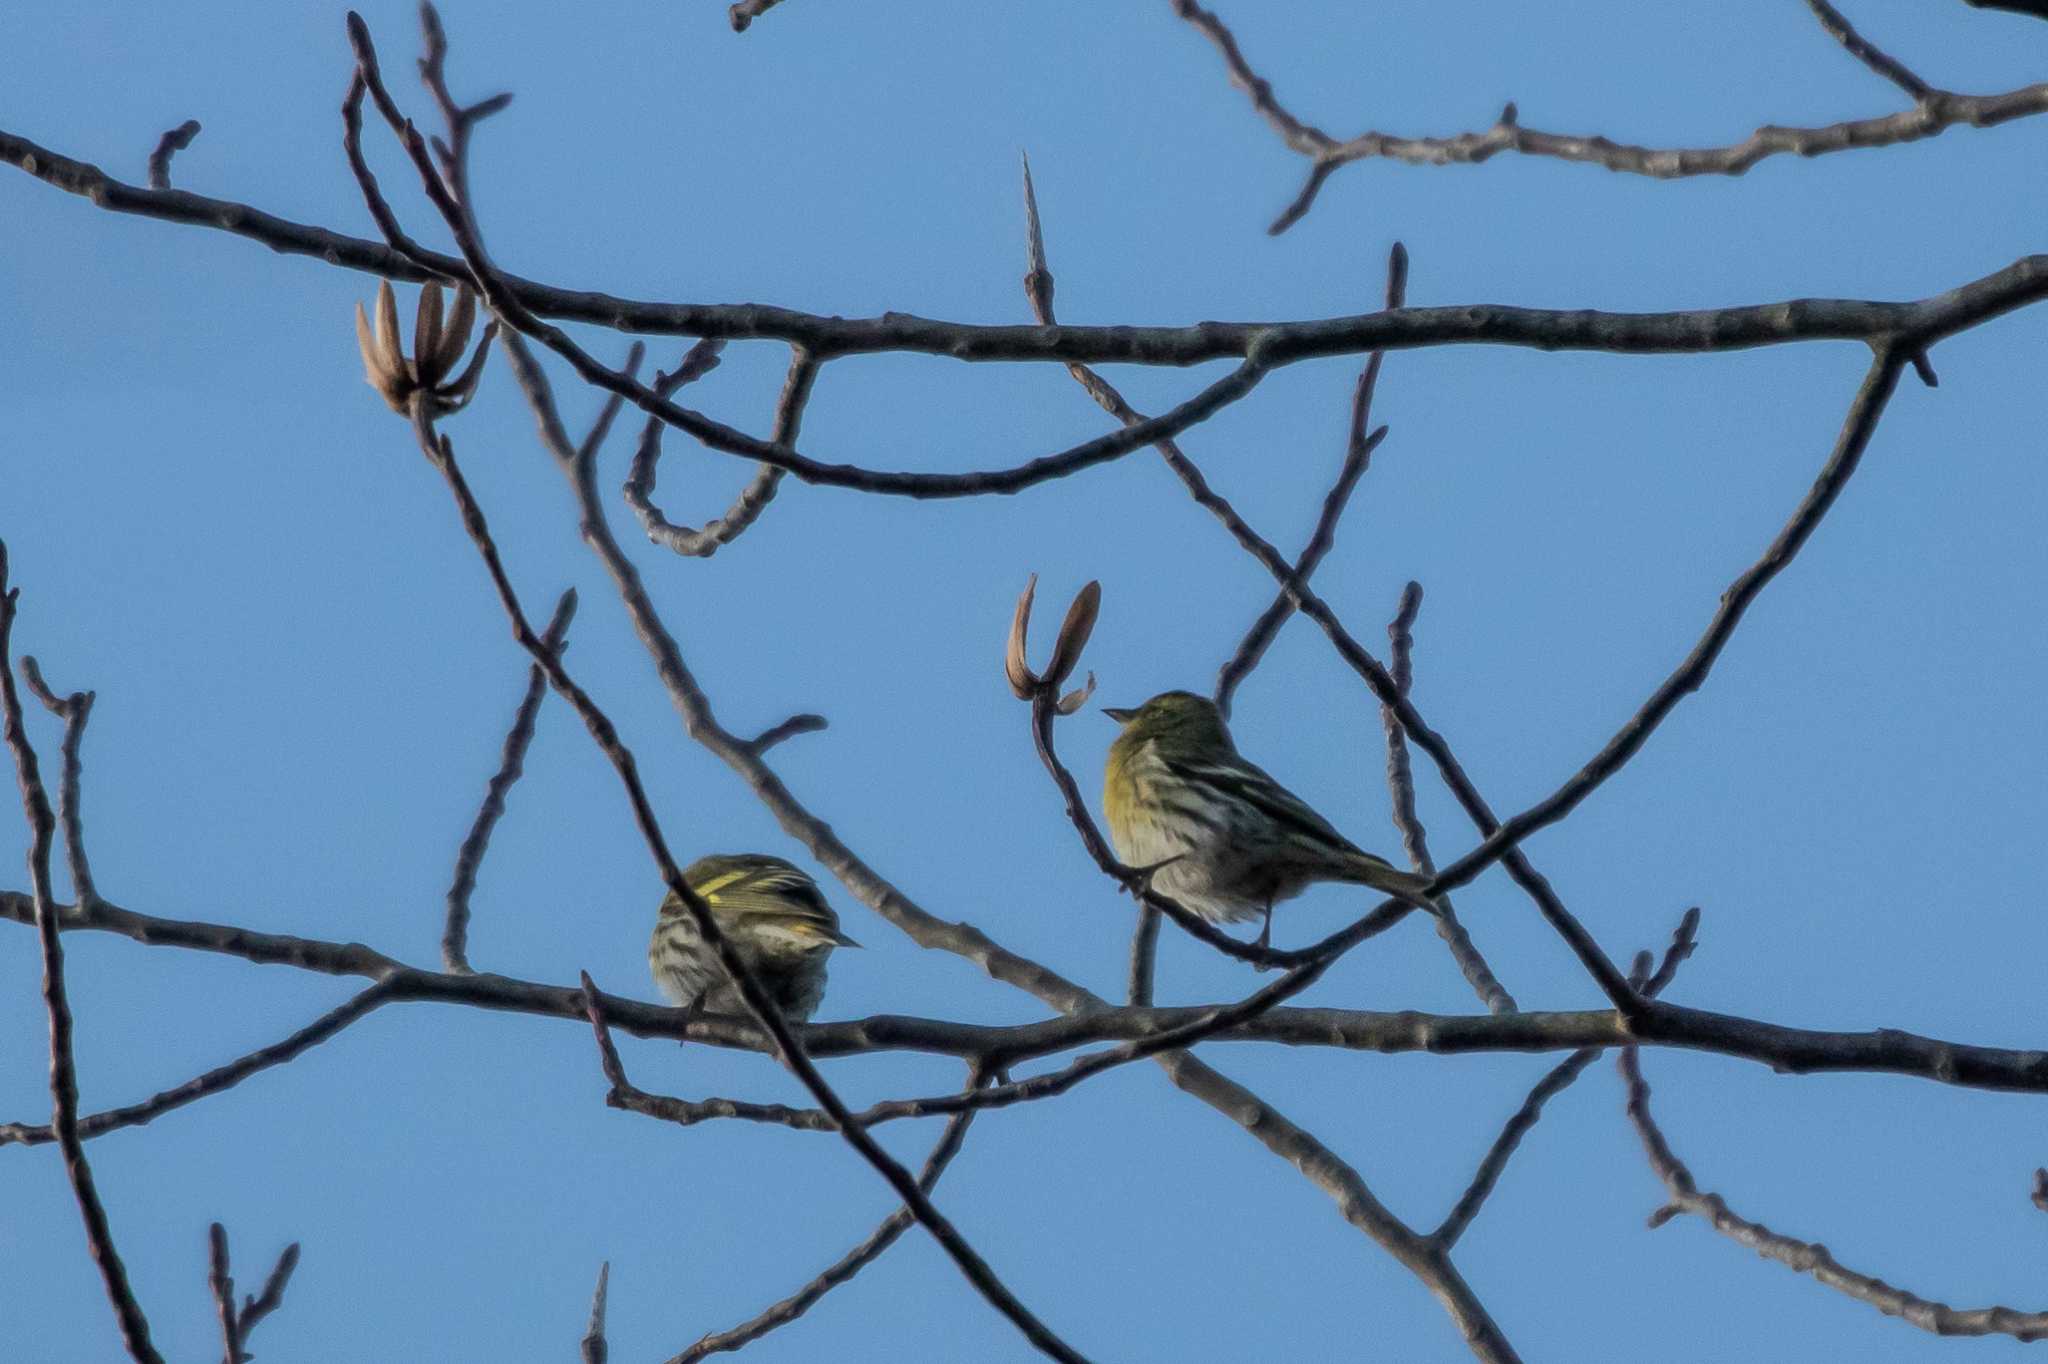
[146,119,201,192]
[0,980,398,1147]
[1215,240,1404,716]
[625,347,817,556]
[1379,585,1517,1015]
[670,1069,991,1363]
[208,1225,242,1364]
[0,546,163,1364]
[19,655,97,905]
[1432,910,1698,1250]
[745,712,827,755]
[1621,1040,2048,1339]
[1803,0,1935,101]
[234,1242,299,1347]
[1127,904,1161,1008]
[580,1261,609,1364]
[442,588,575,971]
[1170,0,2040,232]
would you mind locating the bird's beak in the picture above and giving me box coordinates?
[832,930,863,949]
[1102,706,1136,723]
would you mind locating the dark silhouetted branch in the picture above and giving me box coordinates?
[19,655,97,906]
[7,127,2045,363]
[442,588,575,972]
[1215,239,1402,716]
[626,347,814,556]
[1433,911,1698,1251]
[581,1261,609,1364]
[1170,0,2048,232]
[0,547,163,1364]
[1621,1040,2048,1340]
[1379,584,1517,1016]
[670,1071,989,1364]
[0,980,397,1148]
[146,119,201,192]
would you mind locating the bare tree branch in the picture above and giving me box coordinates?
[207,1224,241,1364]
[0,547,163,1364]
[1214,238,1401,717]
[625,347,816,556]
[580,1261,608,1364]
[6,126,2046,365]
[1169,0,2048,232]
[1018,160,1627,1007]
[1379,584,1518,1016]
[1803,0,1935,101]
[19,655,97,906]
[442,588,575,972]
[744,712,828,755]
[669,1071,990,1364]
[1621,1041,2048,1340]
[0,980,397,1148]
[398,385,1089,1360]
[727,0,790,33]
[1432,910,1699,1251]
[145,119,201,192]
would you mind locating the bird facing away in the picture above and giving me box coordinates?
[648,853,859,1024]
[1103,691,1436,947]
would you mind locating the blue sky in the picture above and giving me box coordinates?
[5,3,2048,1360]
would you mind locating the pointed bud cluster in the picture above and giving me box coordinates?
[1005,574,1100,715]
[353,279,495,418]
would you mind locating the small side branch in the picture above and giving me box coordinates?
[19,655,97,905]
[745,712,827,755]
[146,119,201,191]
[580,1262,609,1364]
[442,588,576,972]
[207,1224,297,1364]
[1432,910,1697,1251]
[1620,1042,2048,1340]
[0,980,397,1147]
[670,1069,990,1363]
[1379,584,1516,1015]
[0,547,163,1364]
[1170,0,2048,232]
[625,347,816,558]
[1803,0,1935,101]
[1215,240,1403,716]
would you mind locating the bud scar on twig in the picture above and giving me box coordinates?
[1003,574,1099,714]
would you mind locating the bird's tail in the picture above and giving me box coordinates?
[1343,856,1442,917]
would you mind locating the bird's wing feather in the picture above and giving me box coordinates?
[1161,752,1389,866]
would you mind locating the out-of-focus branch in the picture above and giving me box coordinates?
[1170,0,2048,232]
[1621,1039,2048,1340]
[146,119,201,191]
[1214,238,1401,717]
[625,346,815,556]
[1966,0,2048,18]
[442,588,574,972]
[0,547,163,1364]
[668,1069,990,1364]
[1433,910,1697,1251]
[744,712,827,755]
[1379,585,1517,1016]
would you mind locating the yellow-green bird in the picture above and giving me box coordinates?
[648,854,859,1023]
[1103,691,1437,947]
